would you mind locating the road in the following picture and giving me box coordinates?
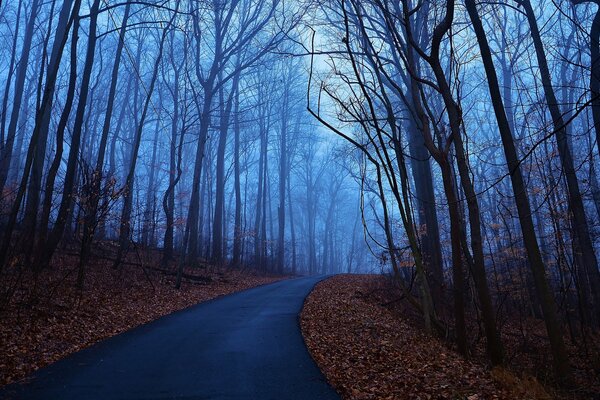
[1,276,340,400]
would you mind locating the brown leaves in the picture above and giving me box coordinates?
[0,257,284,386]
[302,275,600,399]
[301,275,514,400]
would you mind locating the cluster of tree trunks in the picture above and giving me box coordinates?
[0,0,369,303]
[309,0,600,382]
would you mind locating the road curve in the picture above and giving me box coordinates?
[1,276,340,400]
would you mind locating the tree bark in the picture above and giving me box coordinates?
[0,0,78,269]
[0,0,39,193]
[114,3,179,270]
[467,0,568,373]
[522,0,600,329]
[232,85,243,267]
[38,0,102,274]
[277,80,290,274]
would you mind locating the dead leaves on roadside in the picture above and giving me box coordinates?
[301,275,519,400]
[0,258,284,386]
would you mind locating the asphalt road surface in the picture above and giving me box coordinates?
[1,276,340,400]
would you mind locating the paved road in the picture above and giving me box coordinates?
[1,276,340,400]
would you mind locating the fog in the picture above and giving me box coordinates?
[0,0,379,278]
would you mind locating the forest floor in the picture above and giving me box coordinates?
[301,275,600,400]
[0,246,286,386]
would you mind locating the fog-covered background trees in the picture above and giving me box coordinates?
[0,0,375,288]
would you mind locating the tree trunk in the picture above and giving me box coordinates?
[0,0,23,163]
[114,5,179,270]
[0,0,39,193]
[439,158,468,357]
[287,175,297,274]
[0,0,77,269]
[254,113,266,266]
[405,115,444,307]
[162,35,184,264]
[184,88,213,263]
[588,8,600,159]
[232,85,242,267]
[277,85,289,274]
[212,70,239,264]
[39,0,101,275]
[142,94,162,247]
[523,0,600,328]
[467,0,568,374]
[36,6,81,265]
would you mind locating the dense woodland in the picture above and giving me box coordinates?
[1,0,600,387]
[0,0,375,288]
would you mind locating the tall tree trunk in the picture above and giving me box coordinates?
[142,95,162,247]
[439,159,468,357]
[411,0,497,360]
[287,175,297,275]
[466,0,568,375]
[277,86,290,274]
[262,154,270,269]
[212,82,228,264]
[522,0,600,328]
[184,89,213,263]
[0,0,41,195]
[22,0,78,250]
[254,115,266,266]
[397,7,467,346]
[36,6,81,264]
[0,0,78,269]
[114,4,179,271]
[162,37,184,264]
[8,64,36,187]
[38,0,101,273]
[0,0,23,156]
[587,6,600,158]
[232,85,242,267]
[181,3,224,267]
[212,70,239,264]
[406,115,444,308]
[99,60,134,240]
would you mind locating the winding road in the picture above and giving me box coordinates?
[1,276,340,400]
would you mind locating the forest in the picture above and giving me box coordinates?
[0,0,599,397]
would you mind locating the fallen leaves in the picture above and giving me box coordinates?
[0,253,285,387]
[300,275,577,400]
